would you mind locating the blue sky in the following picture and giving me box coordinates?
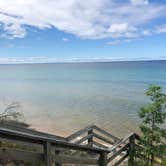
[0,0,166,63]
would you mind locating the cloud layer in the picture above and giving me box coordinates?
[0,0,166,39]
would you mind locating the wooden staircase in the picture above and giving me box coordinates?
[66,125,139,165]
[0,122,139,166]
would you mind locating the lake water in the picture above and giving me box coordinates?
[0,60,166,138]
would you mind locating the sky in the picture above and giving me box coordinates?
[0,0,166,63]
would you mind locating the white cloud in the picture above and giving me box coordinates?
[3,23,26,38]
[106,38,143,46]
[62,38,70,42]
[108,23,129,33]
[106,39,131,45]
[155,24,166,33]
[0,0,165,39]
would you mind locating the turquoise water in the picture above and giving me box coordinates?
[0,61,166,137]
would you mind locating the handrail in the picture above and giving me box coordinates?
[92,125,120,142]
[67,125,120,150]
[107,143,129,163]
[75,133,93,144]
[108,132,135,152]
[0,126,110,153]
[93,133,115,145]
[114,153,128,166]
[66,125,93,141]
[0,122,66,141]
[106,132,140,165]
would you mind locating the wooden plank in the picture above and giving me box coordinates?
[109,133,135,152]
[75,133,93,145]
[92,125,120,142]
[113,153,128,166]
[93,133,114,145]
[107,143,129,163]
[66,126,93,141]
[93,141,108,149]
[44,141,51,166]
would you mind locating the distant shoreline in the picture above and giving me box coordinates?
[0,59,166,65]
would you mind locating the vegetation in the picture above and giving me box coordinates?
[0,101,23,122]
[0,102,31,149]
[136,85,166,166]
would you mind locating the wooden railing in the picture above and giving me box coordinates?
[67,125,120,148]
[107,133,140,165]
[67,126,140,165]
[0,122,140,166]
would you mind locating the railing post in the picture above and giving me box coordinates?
[128,134,135,166]
[55,150,62,166]
[44,141,51,166]
[99,151,108,166]
[88,128,93,147]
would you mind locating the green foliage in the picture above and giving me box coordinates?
[137,85,166,166]
[0,102,23,122]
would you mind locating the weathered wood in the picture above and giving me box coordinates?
[0,127,109,153]
[0,122,66,142]
[75,133,93,145]
[66,126,93,141]
[107,143,129,163]
[109,132,135,152]
[44,141,51,166]
[88,128,93,147]
[0,124,140,166]
[99,152,108,166]
[93,141,108,149]
[114,153,128,166]
[55,149,62,166]
[106,133,138,165]
[128,134,135,166]
[93,133,114,145]
[92,125,120,142]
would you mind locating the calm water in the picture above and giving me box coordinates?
[0,61,166,137]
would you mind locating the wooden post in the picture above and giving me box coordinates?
[44,141,51,166]
[88,129,93,147]
[128,134,135,166]
[55,150,62,166]
[99,152,107,166]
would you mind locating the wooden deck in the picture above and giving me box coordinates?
[0,122,140,166]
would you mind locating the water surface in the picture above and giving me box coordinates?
[0,61,166,137]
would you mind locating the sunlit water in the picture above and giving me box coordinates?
[0,61,166,138]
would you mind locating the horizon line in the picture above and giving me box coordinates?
[0,59,166,65]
